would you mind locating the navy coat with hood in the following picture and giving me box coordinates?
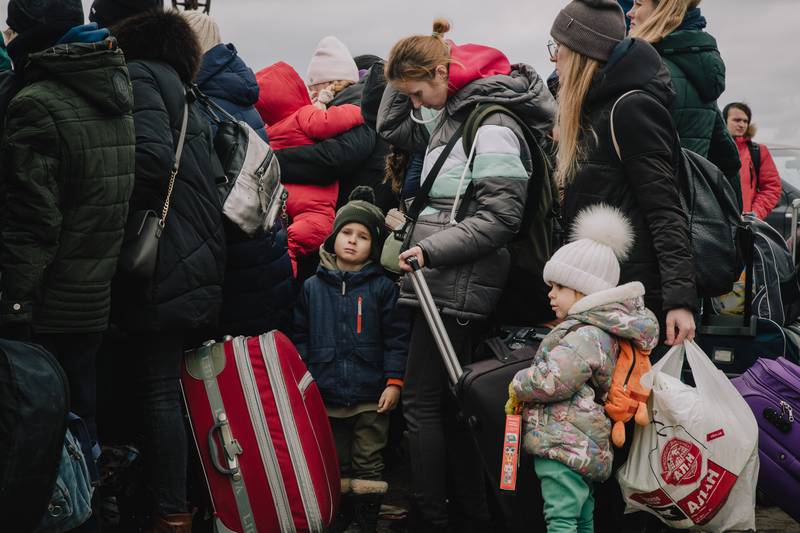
[196,43,268,142]
[293,251,409,407]
[562,39,697,330]
[194,43,294,336]
[110,10,227,332]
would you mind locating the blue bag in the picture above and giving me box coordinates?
[34,413,96,533]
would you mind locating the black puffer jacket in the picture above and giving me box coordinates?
[563,39,696,320]
[274,77,397,213]
[111,11,226,332]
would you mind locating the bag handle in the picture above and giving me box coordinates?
[405,122,466,224]
[160,93,190,227]
[609,89,645,161]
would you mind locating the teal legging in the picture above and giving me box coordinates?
[534,457,594,533]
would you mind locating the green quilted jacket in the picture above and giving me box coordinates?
[655,30,740,179]
[0,39,135,333]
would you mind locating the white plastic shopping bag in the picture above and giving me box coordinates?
[617,341,759,531]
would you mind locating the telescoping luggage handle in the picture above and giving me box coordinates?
[406,257,465,386]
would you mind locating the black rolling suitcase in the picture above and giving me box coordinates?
[406,257,549,532]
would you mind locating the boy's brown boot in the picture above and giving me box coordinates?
[351,479,388,533]
[146,512,193,533]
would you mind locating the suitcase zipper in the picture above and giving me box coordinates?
[233,336,295,531]
[745,369,798,430]
[260,334,324,532]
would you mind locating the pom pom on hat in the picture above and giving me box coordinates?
[543,204,634,295]
[349,185,375,204]
[571,203,633,261]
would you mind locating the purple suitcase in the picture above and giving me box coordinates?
[731,357,800,522]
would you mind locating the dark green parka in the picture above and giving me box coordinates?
[654,30,740,179]
[0,40,136,333]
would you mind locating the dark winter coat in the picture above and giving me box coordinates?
[193,45,294,337]
[273,76,397,213]
[654,30,740,180]
[377,61,556,320]
[220,220,294,337]
[111,10,226,332]
[0,39,135,333]
[196,43,267,142]
[563,38,696,321]
[293,251,409,407]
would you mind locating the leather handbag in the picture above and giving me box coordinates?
[194,86,286,236]
[118,97,189,278]
[379,123,465,273]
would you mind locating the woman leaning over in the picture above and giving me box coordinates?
[376,18,555,532]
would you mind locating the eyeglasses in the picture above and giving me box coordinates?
[547,40,560,61]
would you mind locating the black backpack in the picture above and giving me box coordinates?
[0,340,69,532]
[611,91,743,297]
[457,103,558,325]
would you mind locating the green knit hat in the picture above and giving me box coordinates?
[323,186,385,261]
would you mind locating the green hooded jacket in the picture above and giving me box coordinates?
[655,30,740,179]
[0,39,135,333]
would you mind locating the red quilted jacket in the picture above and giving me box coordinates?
[255,62,364,274]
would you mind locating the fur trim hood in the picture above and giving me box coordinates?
[566,281,660,351]
[111,9,201,84]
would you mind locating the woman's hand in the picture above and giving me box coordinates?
[665,308,696,346]
[399,246,425,273]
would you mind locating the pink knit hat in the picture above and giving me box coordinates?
[306,36,359,86]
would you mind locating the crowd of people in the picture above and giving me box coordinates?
[0,0,784,532]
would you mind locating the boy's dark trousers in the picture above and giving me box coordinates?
[402,311,491,531]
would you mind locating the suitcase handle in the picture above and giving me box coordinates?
[406,257,465,385]
[208,412,243,481]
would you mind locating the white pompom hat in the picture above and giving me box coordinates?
[306,36,359,86]
[542,204,634,295]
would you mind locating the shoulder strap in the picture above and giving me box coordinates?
[190,84,239,125]
[160,93,190,226]
[748,141,761,188]
[609,89,646,161]
[455,103,553,222]
[405,122,465,223]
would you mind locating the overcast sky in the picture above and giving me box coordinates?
[8,0,797,144]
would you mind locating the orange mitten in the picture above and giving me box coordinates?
[604,340,652,447]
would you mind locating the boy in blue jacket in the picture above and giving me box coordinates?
[293,187,409,533]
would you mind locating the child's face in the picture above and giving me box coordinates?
[334,222,372,271]
[548,283,584,319]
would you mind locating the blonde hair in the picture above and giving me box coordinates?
[555,47,602,187]
[630,0,701,44]
[385,18,453,82]
[313,80,356,109]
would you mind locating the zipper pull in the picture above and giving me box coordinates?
[357,296,363,334]
[341,280,345,296]
[781,400,794,423]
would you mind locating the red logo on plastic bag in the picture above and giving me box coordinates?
[661,438,702,485]
[677,460,738,525]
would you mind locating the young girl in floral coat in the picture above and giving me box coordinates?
[507,205,659,533]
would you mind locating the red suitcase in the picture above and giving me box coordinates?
[181,331,340,532]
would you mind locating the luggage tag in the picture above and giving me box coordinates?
[499,412,522,491]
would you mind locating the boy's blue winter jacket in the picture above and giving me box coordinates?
[293,252,409,407]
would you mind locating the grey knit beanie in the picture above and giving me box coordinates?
[551,0,626,62]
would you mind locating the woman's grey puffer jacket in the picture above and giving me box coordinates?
[376,64,555,320]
